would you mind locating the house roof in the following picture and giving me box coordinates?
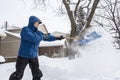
[6,26,21,30]
[4,31,20,38]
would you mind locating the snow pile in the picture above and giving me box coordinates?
[0,27,120,80]
[80,26,117,55]
[0,56,5,63]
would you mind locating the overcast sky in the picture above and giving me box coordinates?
[0,0,31,26]
[0,0,70,33]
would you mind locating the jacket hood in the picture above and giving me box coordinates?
[28,16,42,32]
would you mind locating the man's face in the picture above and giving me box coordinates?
[34,22,40,28]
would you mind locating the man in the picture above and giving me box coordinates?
[9,16,64,80]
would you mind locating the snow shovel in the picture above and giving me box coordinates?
[38,23,49,39]
[38,24,78,40]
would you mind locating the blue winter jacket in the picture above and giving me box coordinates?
[18,16,56,58]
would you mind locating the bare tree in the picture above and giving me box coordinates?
[78,0,100,40]
[63,0,77,44]
[95,0,120,49]
[62,0,100,59]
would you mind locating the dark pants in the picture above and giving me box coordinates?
[9,56,43,80]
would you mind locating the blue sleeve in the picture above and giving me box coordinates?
[36,31,56,41]
[44,34,56,41]
[21,27,42,43]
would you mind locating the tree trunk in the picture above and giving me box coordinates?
[74,0,81,18]
[85,0,100,28]
[63,0,77,59]
[79,0,100,39]
[63,0,77,44]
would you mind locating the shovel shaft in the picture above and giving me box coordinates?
[65,37,79,40]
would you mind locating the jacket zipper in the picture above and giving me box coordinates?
[32,32,37,58]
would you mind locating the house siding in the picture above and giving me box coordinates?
[1,34,20,57]
[39,46,64,57]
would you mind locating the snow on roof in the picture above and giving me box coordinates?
[4,31,20,38]
[40,39,65,47]
[52,31,68,37]
[6,26,21,30]
[0,29,7,39]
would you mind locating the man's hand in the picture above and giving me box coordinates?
[55,35,65,40]
[44,33,50,39]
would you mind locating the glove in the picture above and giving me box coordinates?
[55,35,65,40]
[44,33,50,39]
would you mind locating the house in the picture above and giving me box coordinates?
[39,40,65,58]
[1,30,20,62]
[0,29,7,59]
[39,31,67,57]
[0,27,66,62]
[0,25,21,62]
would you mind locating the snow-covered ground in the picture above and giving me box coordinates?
[0,27,120,80]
